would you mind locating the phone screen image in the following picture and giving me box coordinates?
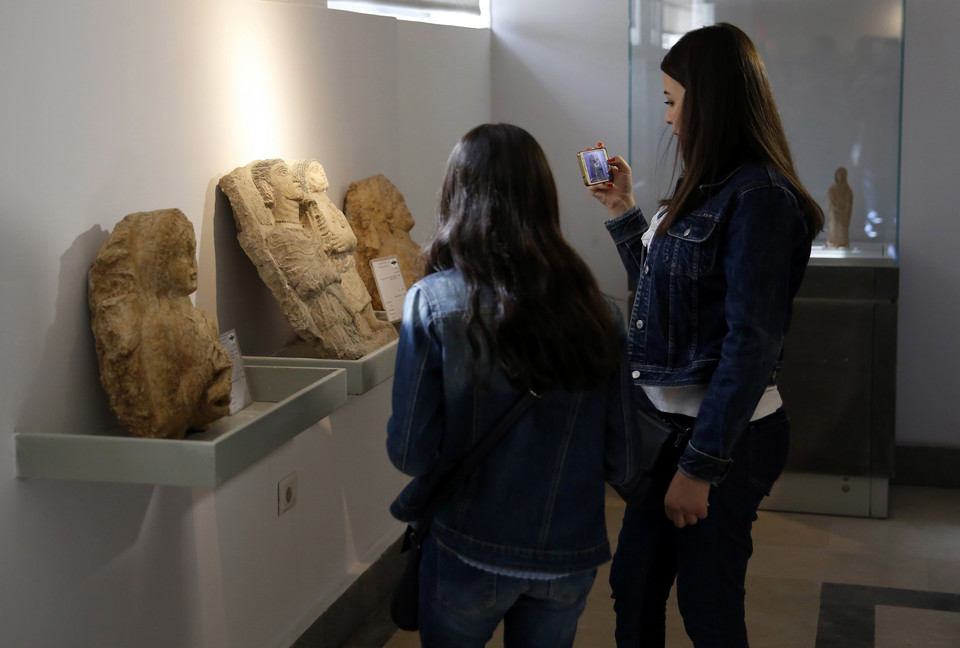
[578,148,611,186]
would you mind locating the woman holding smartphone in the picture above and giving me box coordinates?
[588,23,823,647]
[388,123,636,648]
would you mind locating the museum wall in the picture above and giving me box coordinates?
[896,0,960,449]
[0,2,489,647]
[490,0,632,312]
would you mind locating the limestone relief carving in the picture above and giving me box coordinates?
[218,159,397,360]
[88,209,233,439]
[826,166,853,248]
[343,174,424,311]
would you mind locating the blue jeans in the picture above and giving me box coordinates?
[609,408,790,648]
[418,535,598,648]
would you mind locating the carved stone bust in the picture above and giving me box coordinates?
[88,209,233,439]
[293,159,396,340]
[343,174,424,311]
[826,166,853,248]
[218,159,397,360]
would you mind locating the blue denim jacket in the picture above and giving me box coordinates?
[605,164,811,485]
[387,268,636,573]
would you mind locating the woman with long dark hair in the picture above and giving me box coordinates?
[589,23,824,647]
[387,122,636,647]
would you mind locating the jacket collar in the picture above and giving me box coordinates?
[696,165,745,197]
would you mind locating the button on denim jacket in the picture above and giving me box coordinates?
[387,269,637,573]
[605,164,812,485]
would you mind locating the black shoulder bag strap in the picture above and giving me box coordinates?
[404,391,538,551]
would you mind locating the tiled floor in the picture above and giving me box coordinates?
[378,485,960,647]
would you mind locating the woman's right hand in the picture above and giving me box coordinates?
[586,144,636,219]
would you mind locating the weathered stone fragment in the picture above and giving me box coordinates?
[88,209,232,439]
[343,174,424,311]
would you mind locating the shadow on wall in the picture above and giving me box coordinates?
[212,182,299,357]
[16,225,118,437]
[490,30,578,166]
[8,479,205,647]
[8,227,213,645]
[490,28,631,301]
[896,250,960,447]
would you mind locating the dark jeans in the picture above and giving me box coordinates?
[418,535,597,648]
[609,408,790,648]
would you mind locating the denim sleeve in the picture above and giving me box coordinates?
[678,187,806,485]
[386,284,445,476]
[603,302,639,486]
[604,205,649,281]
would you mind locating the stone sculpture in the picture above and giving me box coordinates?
[343,174,424,311]
[218,159,397,360]
[826,166,853,248]
[88,209,233,439]
[293,160,391,338]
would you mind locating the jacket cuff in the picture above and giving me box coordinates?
[604,205,645,241]
[678,442,733,486]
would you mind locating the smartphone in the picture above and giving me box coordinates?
[577,147,612,186]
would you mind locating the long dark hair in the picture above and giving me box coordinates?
[659,23,824,238]
[424,123,620,394]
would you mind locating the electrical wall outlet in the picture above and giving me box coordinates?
[278,472,298,516]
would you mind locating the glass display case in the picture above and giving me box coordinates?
[628,0,903,265]
[627,1,904,517]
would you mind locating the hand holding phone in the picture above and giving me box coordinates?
[577,147,611,186]
[583,145,637,218]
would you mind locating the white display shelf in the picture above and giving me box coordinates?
[245,339,398,395]
[810,242,897,267]
[15,361,348,487]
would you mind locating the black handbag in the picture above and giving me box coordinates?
[389,391,537,631]
[390,525,423,631]
[613,403,693,509]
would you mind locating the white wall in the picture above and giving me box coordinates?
[897,0,960,447]
[0,1,489,647]
[490,0,632,309]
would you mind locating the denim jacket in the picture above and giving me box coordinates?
[605,164,811,485]
[387,269,636,573]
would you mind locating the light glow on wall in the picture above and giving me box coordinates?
[223,9,296,161]
[882,1,904,39]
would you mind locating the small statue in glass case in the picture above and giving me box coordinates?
[826,166,853,248]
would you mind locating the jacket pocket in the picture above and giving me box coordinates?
[661,215,719,277]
